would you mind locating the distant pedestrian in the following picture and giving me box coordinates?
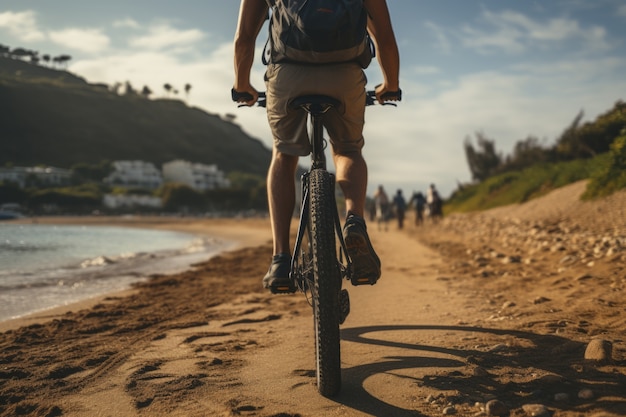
[373,185,390,231]
[392,189,407,229]
[411,191,426,226]
[426,183,442,223]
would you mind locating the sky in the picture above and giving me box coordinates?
[1,0,626,198]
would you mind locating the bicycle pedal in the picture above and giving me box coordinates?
[350,277,376,286]
[270,284,296,294]
[339,289,350,324]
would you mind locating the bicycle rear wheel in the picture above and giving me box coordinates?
[309,168,342,397]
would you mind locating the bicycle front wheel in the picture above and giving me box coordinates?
[309,168,342,397]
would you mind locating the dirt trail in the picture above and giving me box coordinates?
[1,184,625,416]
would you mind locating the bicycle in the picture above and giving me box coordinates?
[233,88,400,397]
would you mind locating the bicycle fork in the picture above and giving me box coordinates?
[290,170,351,323]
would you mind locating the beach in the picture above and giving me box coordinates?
[1,185,625,417]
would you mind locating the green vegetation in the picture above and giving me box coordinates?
[452,100,625,214]
[446,156,605,213]
[583,129,626,199]
[0,56,271,177]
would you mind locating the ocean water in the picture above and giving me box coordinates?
[0,223,231,322]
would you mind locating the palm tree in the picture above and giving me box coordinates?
[163,83,172,97]
[141,85,153,98]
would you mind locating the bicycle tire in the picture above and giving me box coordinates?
[309,168,342,397]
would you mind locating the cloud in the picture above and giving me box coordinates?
[49,28,110,53]
[128,23,206,51]
[460,9,610,54]
[424,21,451,54]
[113,18,141,29]
[618,4,626,17]
[0,10,45,42]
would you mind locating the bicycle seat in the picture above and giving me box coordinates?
[289,95,341,113]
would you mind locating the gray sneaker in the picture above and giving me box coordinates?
[343,214,381,285]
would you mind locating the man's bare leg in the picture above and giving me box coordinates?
[267,148,299,255]
[333,151,367,217]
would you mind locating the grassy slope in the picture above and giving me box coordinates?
[0,57,271,176]
[444,154,611,214]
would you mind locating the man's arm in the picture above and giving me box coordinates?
[363,0,400,102]
[233,0,268,106]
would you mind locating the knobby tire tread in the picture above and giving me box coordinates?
[309,169,341,397]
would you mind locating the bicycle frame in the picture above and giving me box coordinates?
[289,97,352,293]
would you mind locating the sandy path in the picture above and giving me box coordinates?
[1,188,625,417]
[234,227,456,416]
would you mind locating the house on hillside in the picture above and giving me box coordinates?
[103,160,162,189]
[162,160,230,191]
[102,194,162,210]
[0,166,72,188]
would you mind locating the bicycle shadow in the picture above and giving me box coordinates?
[333,324,626,416]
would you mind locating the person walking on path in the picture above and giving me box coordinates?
[426,183,442,223]
[410,191,426,226]
[233,0,401,292]
[392,189,407,229]
[373,185,390,231]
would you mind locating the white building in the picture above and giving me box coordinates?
[0,166,72,188]
[102,194,162,209]
[162,160,230,191]
[104,160,163,189]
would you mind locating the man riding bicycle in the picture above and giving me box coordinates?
[233,0,401,293]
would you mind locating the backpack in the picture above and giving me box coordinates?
[263,0,374,68]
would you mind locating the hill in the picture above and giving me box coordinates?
[0,57,271,177]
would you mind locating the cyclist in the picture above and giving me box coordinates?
[233,0,401,292]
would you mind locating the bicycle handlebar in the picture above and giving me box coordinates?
[232,88,401,108]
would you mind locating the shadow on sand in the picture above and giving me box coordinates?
[332,324,625,416]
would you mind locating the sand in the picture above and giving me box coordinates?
[1,184,625,417]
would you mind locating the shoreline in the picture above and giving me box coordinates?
[0,215,272,333]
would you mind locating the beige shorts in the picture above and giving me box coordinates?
[264,62,367,156]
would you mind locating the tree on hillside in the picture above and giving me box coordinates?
[184,83,192,101]
[464,132,502,182]
[42,54,51,66]
[53,54,72,68]
[573,100,626,158]
[163,83,172,97]
[500,136,553,173]
[10,47,34,60]
[124,81,136,95]
[141,85,153,98]
[0,44,10,56]
[555,110,588,159]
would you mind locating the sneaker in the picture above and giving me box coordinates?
[343,214,381,285]
[262,253,296,294]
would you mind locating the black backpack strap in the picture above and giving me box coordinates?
[262,36,272,65]
[262,2,274,65]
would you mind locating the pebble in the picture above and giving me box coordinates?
[578,388,594,399]
[442,406,456,415]
[485,399,508,416]
[522,404,550,416]
[554,392,569,402]
[584,338,613,363]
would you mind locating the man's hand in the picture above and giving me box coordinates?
[374,83,402,104]
[231,86,259,107]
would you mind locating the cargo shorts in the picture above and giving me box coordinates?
[264,62,367,156]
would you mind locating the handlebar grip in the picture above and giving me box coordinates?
[381,89,402,101]
[231,89,266,107]
[366,89,402,106]
[231,88,253,102]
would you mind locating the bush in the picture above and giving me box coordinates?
[583,130,626,199]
